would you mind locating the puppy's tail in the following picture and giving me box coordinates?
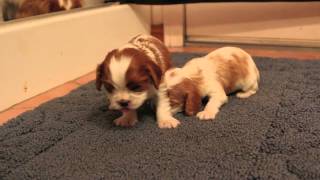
[2,0,19,21]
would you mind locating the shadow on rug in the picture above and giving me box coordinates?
[1,53,320,179]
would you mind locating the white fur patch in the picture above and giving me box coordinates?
[59,0,73,10]
[156,83,181,128]
[163,68,185,88]
[109,56,131,89]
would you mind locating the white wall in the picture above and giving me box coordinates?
[131,4,151,31]
[186,2,320,47]
[151,5,163,25]
[0,5,150,111]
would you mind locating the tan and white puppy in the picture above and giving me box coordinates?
[2,0,82,21]
[157,47,260,128]
[96,35,173,127]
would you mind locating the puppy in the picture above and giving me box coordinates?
[2,0,82,21]
[96,35,178,128]
[157,47,260,127]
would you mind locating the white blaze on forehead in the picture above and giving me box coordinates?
[109,56,132,88]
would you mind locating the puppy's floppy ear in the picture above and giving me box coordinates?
[145,61,162,89]
[184,83,202,116]
[96,49,117,91]
[96,63,104,91]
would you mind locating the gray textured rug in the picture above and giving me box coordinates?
[1,53,320,180]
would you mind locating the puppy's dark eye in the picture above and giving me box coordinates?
[127,82,143,92]
[103,82,114,93]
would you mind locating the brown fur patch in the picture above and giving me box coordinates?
[129,35,172,73]
[122,48,161,91]
[16,0,50,18]
[95,49,117,92]
[70,0,82,8]
[15,0,82,19]
[167,78,202,116]
[215,56,249,94]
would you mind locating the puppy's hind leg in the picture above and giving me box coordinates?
[236,81,258,99]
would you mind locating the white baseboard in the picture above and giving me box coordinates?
[0,5,150,111]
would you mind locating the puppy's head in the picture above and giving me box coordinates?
[96,48,162,111]
[164,68,202,116]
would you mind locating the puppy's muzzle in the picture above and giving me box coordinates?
[118,100,130,108]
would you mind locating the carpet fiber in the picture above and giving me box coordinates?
[1,53,320,179]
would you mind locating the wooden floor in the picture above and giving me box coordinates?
[1,27,320,125]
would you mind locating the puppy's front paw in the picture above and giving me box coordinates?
[158,117,180,129]
[196,109,218,120]
[114,116,137,127]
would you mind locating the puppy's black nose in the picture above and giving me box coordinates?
[118,100,130,107]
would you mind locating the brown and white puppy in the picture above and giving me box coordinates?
[157,47,260,127]
[96,35,176,128]
[2,0,82,21]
